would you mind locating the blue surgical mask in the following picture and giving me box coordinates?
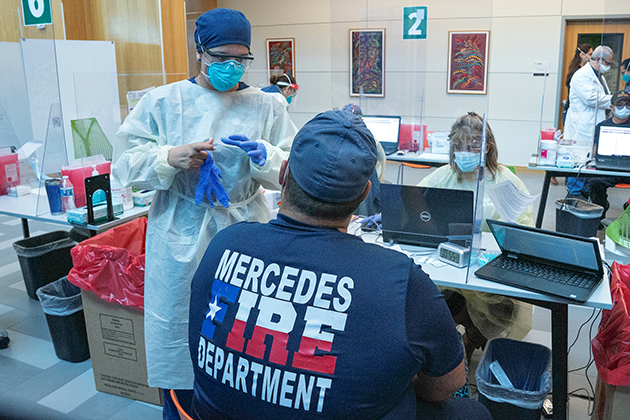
[623,73,630,83]
[202,60,245,91]
[286,95,293,104]
[454,151,480,172]
[614,106,630,119]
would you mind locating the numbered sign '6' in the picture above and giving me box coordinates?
[403,6,428,40]
[22,0,53,27]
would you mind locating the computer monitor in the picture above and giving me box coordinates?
[361,115,401,155]
[594,125,630,171]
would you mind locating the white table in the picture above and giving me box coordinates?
[386,152,449,184]
[0,188,149,238]
[386,151,450,166]
[527,155,630,228]
[352,223,612,420]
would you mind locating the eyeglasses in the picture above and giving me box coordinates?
[453,144,482,153]
[202,47,254,70]
[599,57,612,66]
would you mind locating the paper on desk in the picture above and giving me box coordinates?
[487,180,539,223]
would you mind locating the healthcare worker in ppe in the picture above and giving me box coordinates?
[564,45,613,142]
[261,73,299,108]
[418,112,533,360]
[112,8,296,418]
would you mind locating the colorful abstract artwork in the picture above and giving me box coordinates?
[447,31,489,94]
[349,29,385,97]
[266,38,295,82]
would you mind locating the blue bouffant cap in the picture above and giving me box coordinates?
[194,8,251,52]
[289,110,377,203]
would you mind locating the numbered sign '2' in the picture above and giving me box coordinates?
[403,6,428,40]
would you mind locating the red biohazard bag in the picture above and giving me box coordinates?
[592,261,630,386]
[67,217,146,309]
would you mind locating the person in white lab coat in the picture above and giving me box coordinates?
[112,8,296,419]
[563,45,613,195]
[418,112,532,360]
[564,45,613,142]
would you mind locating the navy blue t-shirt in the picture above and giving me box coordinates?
[188,214,463,420]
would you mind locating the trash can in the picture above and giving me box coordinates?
[475,338,552,420]
[13,231,76,300]
[69,227,91,243]
[36,277,90,363]
[555,198,604,237]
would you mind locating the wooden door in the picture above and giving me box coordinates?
[559,19,630,131]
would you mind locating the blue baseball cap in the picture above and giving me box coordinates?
[194,8,251,52]
[289,110,377,203]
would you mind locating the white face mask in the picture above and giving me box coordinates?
[614,106,630,119]
[599,63,611,73]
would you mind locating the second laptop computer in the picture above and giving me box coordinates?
[474,219,604,302]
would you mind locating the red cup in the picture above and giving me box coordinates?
[541,128,556,140]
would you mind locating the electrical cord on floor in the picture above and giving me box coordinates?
[565,307,602,417]
[567,307,598,356]
[585,308,602,417]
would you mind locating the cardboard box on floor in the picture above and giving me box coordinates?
[81,290,163,406]
[592,376,630,420]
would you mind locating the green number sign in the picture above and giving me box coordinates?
[403,6,427,40]
[22,0,52,27]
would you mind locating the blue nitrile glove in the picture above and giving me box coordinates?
[221,135,267,166]
[195,154,229,207]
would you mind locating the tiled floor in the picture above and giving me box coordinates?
[1,163,628,419]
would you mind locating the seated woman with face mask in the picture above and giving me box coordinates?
[418,111,534,229]
[418,112,533,360]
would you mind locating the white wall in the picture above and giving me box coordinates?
[220,0,630,166]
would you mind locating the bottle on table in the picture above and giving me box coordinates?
[60,175,76,213]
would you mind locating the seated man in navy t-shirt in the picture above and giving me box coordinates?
[187,110,491,420]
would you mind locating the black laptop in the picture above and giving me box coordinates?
[594,124,630,172]
[380,184,473,248]
[474,219,604,302]
[362,115,401,156]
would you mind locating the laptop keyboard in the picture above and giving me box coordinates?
[492,257,594,289]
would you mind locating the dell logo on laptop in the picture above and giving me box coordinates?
[420,211,431,222]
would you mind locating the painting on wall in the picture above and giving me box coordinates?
[266,38,295,82]
[349,29,385,97]
[447,31,489,94]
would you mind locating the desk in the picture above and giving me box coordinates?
[386,151,449,167]
[528,155,630,228]
[0,188,149,238]
[387,152,449,184]
[353,225,612,420]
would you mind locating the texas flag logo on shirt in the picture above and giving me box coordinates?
[197,249,354,413]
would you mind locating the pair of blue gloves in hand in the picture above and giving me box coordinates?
[194,135,267,207]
